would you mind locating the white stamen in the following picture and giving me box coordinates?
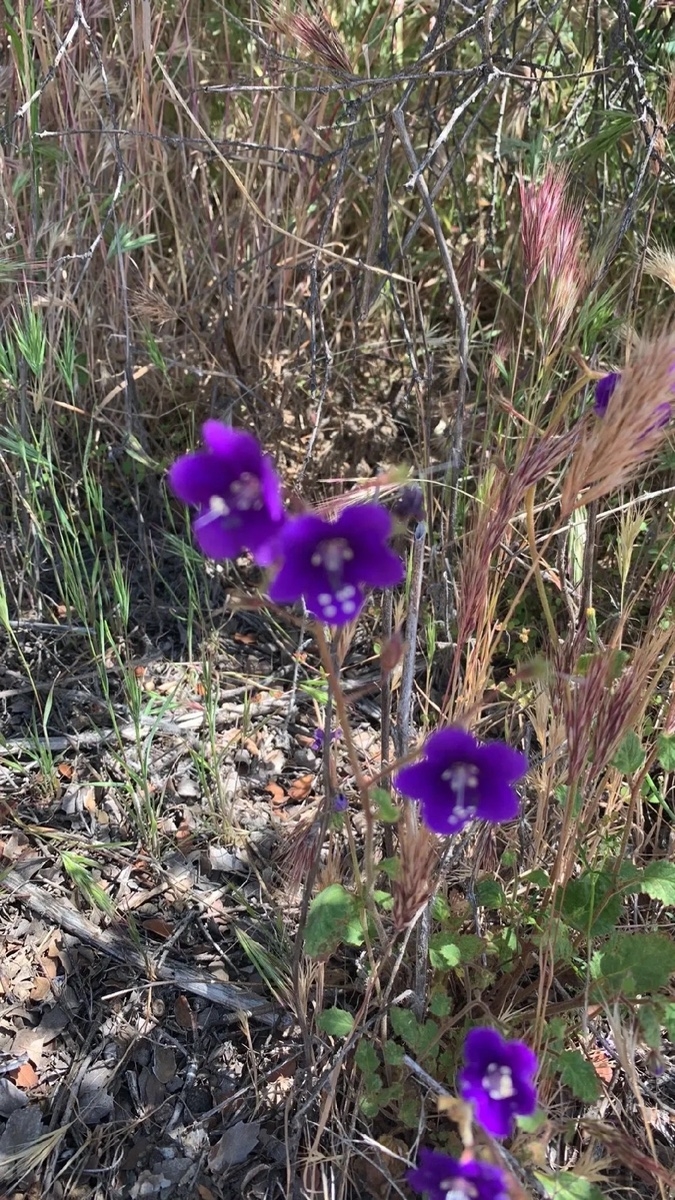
[336,585,356,600]
[322,604,337,618]
[317,593,333,605]
[482,1063,515,1101]
[209,495,230,517]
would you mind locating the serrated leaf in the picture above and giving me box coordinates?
[536,1172,606,1200]
[429,989,451,1017]
[656,732,675,771]
[591,931,675,997]
[453,934,486,962]
[382,1041,405,1066]
[638,861,675,905]
[304,884,360,959]
[558,1050,600,1103]
[612,730,645,775]
[316,1007,354,1037]
[429,933,461,970]
[371,787,401,823]
[474,879,505,909]
[355,1040,380,1074]
[561,871,622,938]
[389,1007,418,1046]
[661,1001,675,1040]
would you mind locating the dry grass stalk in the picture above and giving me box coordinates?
[451,426,581,712]
[642,242,675,293]
[271,3,352,76]
[392,811,438,932]
[561,332,675,514]
[520,164,586,343]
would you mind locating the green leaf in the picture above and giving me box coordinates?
[558,1050,600,1103]
[536,1172,606,1200]
[355,1040,380,1074]
[612,730,645,775]
[371,787,401,823]
[429,989,451,1017]
[382,1040,405,1066]
[661,1001,675,1040]
[474,879,505,909]
[429,933,461,970]
[591,932,675,997]
[561,872,622,938]
[304,884,361,959]
[316,1007,354,1037]
[638,861,675,905]
[453,934,486,963]
[637,1002,663,1051]
[389,1007,418,1046]
[379,857,401,881]
[656,732,675,771]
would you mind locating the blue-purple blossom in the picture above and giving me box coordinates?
[267,503,404,625]
[392,485,425,524]
[459,1028,538,1138]
[594,372,620,416]
[394,728,528,836]
[333,792,349,812]
[168,421,285,565]
[311,727,342,752]
[594,369,672,433]
[408,1148,509,1200]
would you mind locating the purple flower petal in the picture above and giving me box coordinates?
[594,372,620,416]
[459,1028,538,1139]
[394,728,527,836]
[268,503,403,625]
[168,422,285,564]
[408,1148,509,1200]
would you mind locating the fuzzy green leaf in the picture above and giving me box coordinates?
[355,1040,380,1075]
[638,861,675,905]
[611,730,645,775]
[558,1050,600,1103]
[428,933,461,970]
[474,879,505,909]
[591,932,675,997]
[561,871,622,938]
[536,1173,606,1200]
[304,884,361,959]
[656,732,675,771]
[371,787,401,823]
[316,1007,355,1037]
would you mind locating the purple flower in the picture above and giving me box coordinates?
[168,421,285,565]
[392,485,425,524]
[394,728,528,836]
[408,1148,509,1200]
[311,727,342,753]
[333,792,349,812]
[594,372,620,416]
[267,503,404,625]
[458,1028,538,1138]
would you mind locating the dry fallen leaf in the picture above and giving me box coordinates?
[287,774,315,801]
[28,976,52,1003]
[175,994,195,1031]
[142,917,173,939]
[208,1120,261,1171]
[10,1062,39,1090]
[265,783,286,806]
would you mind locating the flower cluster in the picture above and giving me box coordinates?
[169,421,404,625]
[408,1029,539,1198]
